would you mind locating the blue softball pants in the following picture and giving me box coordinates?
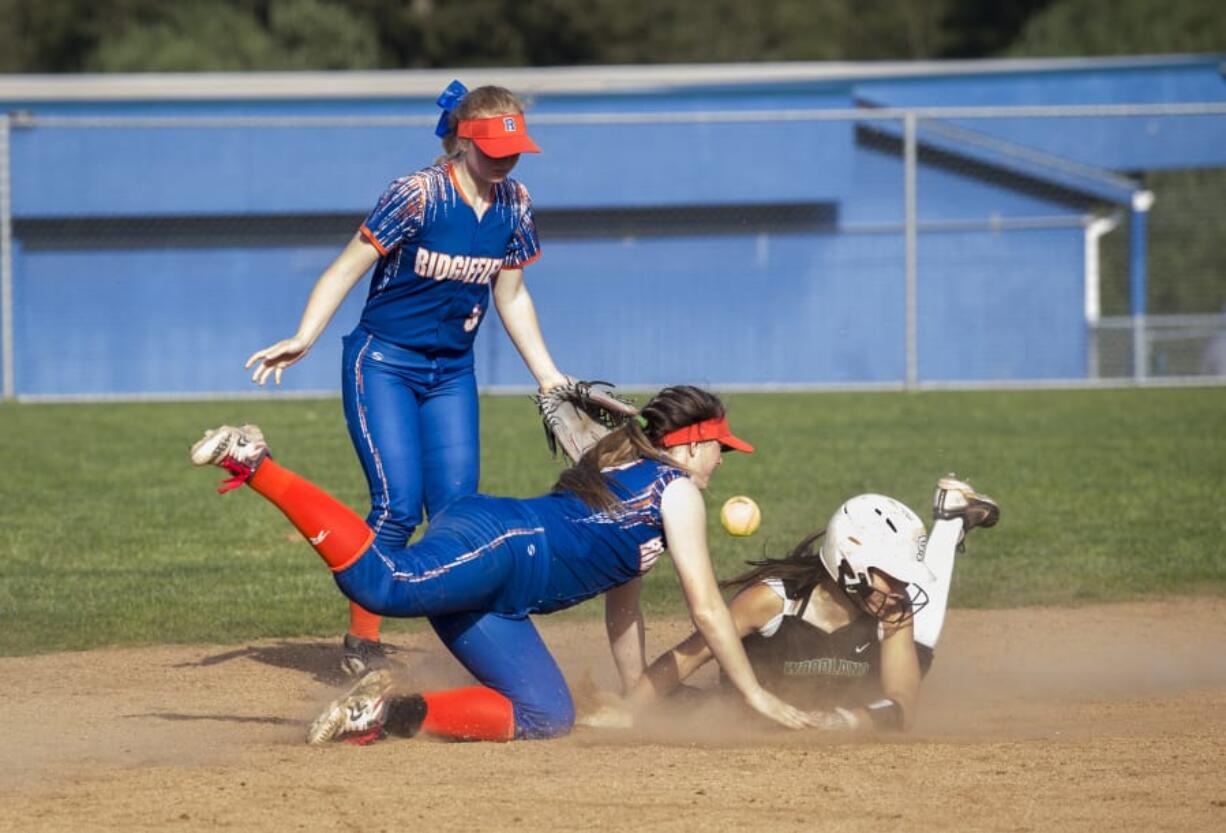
[429,611,574,740]
[341,327,480,550]
[335,507,575,740]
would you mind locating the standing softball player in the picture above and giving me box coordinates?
[190,386,818,743]
[245,81,568,676]
[597,480,999,732]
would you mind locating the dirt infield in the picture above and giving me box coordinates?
[2,600,1224,832]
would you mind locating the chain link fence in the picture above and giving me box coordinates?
[2,103,1224,400]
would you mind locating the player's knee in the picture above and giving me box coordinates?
[334,576,390,617]
[514,690,575,740]
[333,555,415,617]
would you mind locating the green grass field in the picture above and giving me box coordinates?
[1,386,1223,656]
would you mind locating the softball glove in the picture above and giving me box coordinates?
[533,380,639,463]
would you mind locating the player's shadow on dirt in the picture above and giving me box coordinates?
[122,712,299,726]
[175,640,425,685]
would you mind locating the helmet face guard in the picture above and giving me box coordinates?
[836,561,929,625]
[820,494,935,626]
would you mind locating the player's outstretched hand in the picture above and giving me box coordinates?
[744,688,811,730]
[246,336,312,386]
[804,708,858,731]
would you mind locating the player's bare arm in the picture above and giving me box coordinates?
[604,576,647,694]
[629,580,784,710]
[660,478,811,730]
[875,619,922,727]
[245,232,379,385]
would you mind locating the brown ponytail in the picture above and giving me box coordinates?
[719,529,830,592]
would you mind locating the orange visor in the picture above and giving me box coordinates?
[659,416,754,453]
[456,114,541,158]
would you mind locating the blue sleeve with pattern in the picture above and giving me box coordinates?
[503,182,541,269]
[359,176,426,256]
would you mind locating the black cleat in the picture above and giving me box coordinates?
[340,633,390,678]
[933,475,1000,533]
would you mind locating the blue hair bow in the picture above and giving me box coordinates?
[434,79,468,138]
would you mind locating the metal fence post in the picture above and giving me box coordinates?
[1129,190,1154,382]
[1,113,13,401]
[903,112,919,390]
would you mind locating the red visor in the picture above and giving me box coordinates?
[457,114,541,158]
[659,417,754,453]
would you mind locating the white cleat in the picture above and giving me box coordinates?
[189,424,269,492]
[307,669,393,746]
[933,474,1000,533]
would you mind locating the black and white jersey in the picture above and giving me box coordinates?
[724,578,933,710]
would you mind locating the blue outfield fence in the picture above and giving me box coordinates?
[2,94,1226,399]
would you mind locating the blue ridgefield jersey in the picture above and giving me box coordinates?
[416,458,689,616]
[357,163,541,355]
[521,458,689,613]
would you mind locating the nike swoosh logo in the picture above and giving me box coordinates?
[309,529,331,545]
[854,642,872,654]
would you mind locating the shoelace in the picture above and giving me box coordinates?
[216,459,254,494]
[341,727,386,746]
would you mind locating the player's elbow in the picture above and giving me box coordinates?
[688,605,723,635]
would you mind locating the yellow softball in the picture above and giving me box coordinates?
[720,496,761,537]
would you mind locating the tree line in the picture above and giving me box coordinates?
[3,0,1221,73]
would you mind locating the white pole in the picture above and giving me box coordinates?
[1,114,13,401]
[1083,214,1120,379]
[904,112,918,390]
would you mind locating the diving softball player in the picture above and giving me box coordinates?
[191,386,817,743]
[616,482,999,731]
[245,81,568,676]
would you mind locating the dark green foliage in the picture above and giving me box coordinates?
[2,0,1221,72]
[939,0,1058,58]
[1007,0,1226,57]
[0,0,385,72]
[0,0,106,72]
[0,0,1064,72]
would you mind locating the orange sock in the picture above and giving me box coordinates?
[248,459,374,572]
[421,686,516,742]
[348,602,383,642]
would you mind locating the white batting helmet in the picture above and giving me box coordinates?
[819,494,934,622]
